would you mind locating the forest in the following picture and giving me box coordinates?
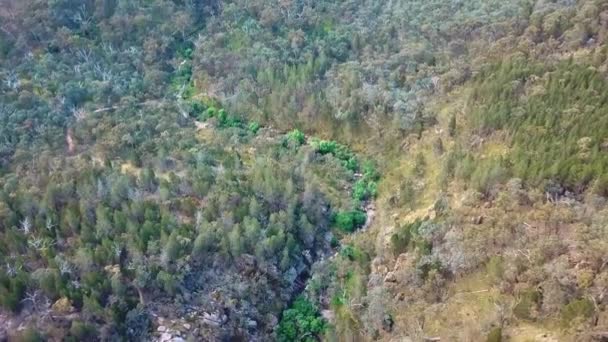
[2,0,608,341]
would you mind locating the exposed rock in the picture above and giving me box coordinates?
[160,332,172,342]
[321,310,335,321]
[202,312,223,327]
[393,253,410,272]
[384,272,397,283]
[376,264,388,275]
[157,325,167,332]
[247,320,257,329]
[182,323,191,330]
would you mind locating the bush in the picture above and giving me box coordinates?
[334,210,366,232]
[69,321,97,341]
[561,298,594,327]
[125,307,151,342]
[248,121,261,134]
[277,296,326,342]
[486,327,502,342]
[390,219,424,255]
[311,138,360,172]
[486,256,504,283]
[13,327,43,342]
[0,272,27,312]
[286,129,306,146]
[513,289,541,320]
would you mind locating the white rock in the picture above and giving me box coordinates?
[157,325,167,332]
[160,332,172,342]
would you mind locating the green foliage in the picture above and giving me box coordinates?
[448,113,457,137]
[277,296,326,342]
[333,210,366,233]
[286,129,306,146]
[68,321,97,341]
[311,138,359,172]
[486,256,504,283]
[125,308,151,342]
[486,327,502,342]
[414,152,427,177]
[561,298,594,327]
[468,59,608,191]
[14,327,44,342]
[248,121,261,134]
[0,272,28,312]
[513,289,541,320]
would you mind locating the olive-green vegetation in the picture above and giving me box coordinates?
[3,0,608,340]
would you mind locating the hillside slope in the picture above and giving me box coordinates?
[2,0,608,341]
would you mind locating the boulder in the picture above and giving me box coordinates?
[51,297,74,314]
[384,272,397,283]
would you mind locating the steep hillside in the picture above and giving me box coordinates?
[2,0,608,341]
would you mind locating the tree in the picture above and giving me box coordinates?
[161,231,180,266]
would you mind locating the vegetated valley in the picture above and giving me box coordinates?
[2,0,608,341]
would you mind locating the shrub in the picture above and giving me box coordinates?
[248,121,260,134]
[353,180,368,201]
[390,219,423,255]
[206,106,217,117]
[13,327,43,342]
[125,307,151,342]
[561,298,594,327]
[0,272,27,312]
[340,245,356,261]
[334,210,366,232]
[69,321,97,341]
[286,129,306,146]
[513,289,541,320]
[277,296,326,342]
[486,256,504,283]
[486,327,502,342]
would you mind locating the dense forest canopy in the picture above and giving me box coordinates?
[2,0,608,341]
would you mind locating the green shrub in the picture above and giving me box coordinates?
[277,296,326,342]
[14,327,43,342]
[286,129,306,146]
[69,321,97,341]
[353,180,368,201]
[206,106,217,117]
[334,210,366,232]
[248,121,261,134]
[513,289,541,320]
[340,245,356,261]
[486,327,502,342]
[0,272,27,312]
[390,219,423,254]
[561,298,594,327]
[486,256,504,283]
[311,138,359,172]
[390,228,412,255]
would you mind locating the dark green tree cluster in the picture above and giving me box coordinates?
[463,59,608,194]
